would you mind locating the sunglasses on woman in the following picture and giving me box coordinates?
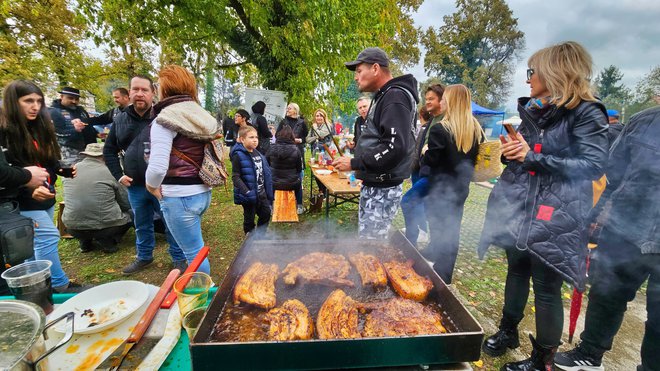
[526,68,535,80]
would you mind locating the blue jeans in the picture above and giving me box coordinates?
[21,207,69,288]
[401,175,429,246]
[126,185,185,263]
[159,191,212,275]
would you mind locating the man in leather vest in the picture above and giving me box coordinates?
[102,75,187,275]
[333,47,419,239]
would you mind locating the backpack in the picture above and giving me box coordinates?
[172,138,229,187]
[0,202,35,267]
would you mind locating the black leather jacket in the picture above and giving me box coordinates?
[478,98,608,291]
[592,106,660,254]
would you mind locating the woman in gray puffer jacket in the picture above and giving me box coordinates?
[477,41,609,371]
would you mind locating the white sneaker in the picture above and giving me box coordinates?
[417,228,429,244]
[297,205,304,214]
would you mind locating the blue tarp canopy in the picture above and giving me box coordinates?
[471,101,505,116]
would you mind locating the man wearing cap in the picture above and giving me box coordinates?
[333,47,419,239]
[62,142,133,253]
[50,87,97,164]
[606,109,624,146]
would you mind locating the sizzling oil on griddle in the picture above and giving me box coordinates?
[209,240,458,343]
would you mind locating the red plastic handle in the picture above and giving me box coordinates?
[127,269,180,343]
[161,246,210,309]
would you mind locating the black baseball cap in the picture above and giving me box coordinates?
[344,47,390,71]
[58,87,81,97]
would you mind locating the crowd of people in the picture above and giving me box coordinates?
[0,41,658,370]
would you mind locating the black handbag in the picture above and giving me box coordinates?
[0,201,35,267]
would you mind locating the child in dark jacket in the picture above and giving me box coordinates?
[266,126,302,192]
[230,126,274,234]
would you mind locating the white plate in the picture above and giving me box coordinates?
[49,280,149,334]
[316,169,332,175]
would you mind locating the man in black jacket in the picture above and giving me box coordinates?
[103,75,186,275]
[50,87,97,164]
[251,100,272,154]
[555,105,660,371]
[75,87,130,129]
[347,96,370,151]
[333,47,418,239]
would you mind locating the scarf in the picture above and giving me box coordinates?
[152,95,195,117]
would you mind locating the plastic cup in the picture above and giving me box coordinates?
[182,306,206,340]
[1,260,54,314]
[173,272,212,317]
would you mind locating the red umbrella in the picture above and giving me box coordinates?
[568,245,594,343]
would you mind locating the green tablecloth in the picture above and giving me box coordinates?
[1,287,217,370]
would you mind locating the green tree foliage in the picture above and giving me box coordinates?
[78,0,422,115]
[624,65,660,119]
[595,65,631,111]
[422,0,524,108]
[0,0,123,107]
[192,0,422,114]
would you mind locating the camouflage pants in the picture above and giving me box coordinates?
[60,146,81,165]
[358,184,403,240]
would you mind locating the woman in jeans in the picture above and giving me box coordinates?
[0,80,78,292]
[146,65,218,275]
[477,41,609,370]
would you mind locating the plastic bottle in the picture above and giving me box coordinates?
[318,148,325,164]
[349,172,357,187]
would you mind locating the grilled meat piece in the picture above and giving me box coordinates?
[349,252,387,287]
[359,297,447,337]
[233,262,279,309]
[316,289,361,339]
[383,260,433,301]
[282,252,354,287]
[266,299,314,341]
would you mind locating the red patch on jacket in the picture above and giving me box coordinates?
[536,205,554,221]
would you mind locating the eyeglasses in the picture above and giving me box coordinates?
[153,82,160,91]
[526,68,535,80]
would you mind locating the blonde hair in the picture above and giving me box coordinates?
[528,41,596,109]
[287,103,300,118]
[238,125,257,139]
[313,108,331,125]
[440,84,482,153]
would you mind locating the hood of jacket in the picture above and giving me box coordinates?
[251,101,266,115]
[375,74,420,105]
[155,100,218,141]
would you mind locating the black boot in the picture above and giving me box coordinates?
[482,318,520,357]
[500,334,557,371]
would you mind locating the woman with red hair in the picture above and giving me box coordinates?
[146,65,218,274]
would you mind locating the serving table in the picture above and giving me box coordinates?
[309,164,361,223]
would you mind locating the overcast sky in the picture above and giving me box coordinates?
[409,0,660,111]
